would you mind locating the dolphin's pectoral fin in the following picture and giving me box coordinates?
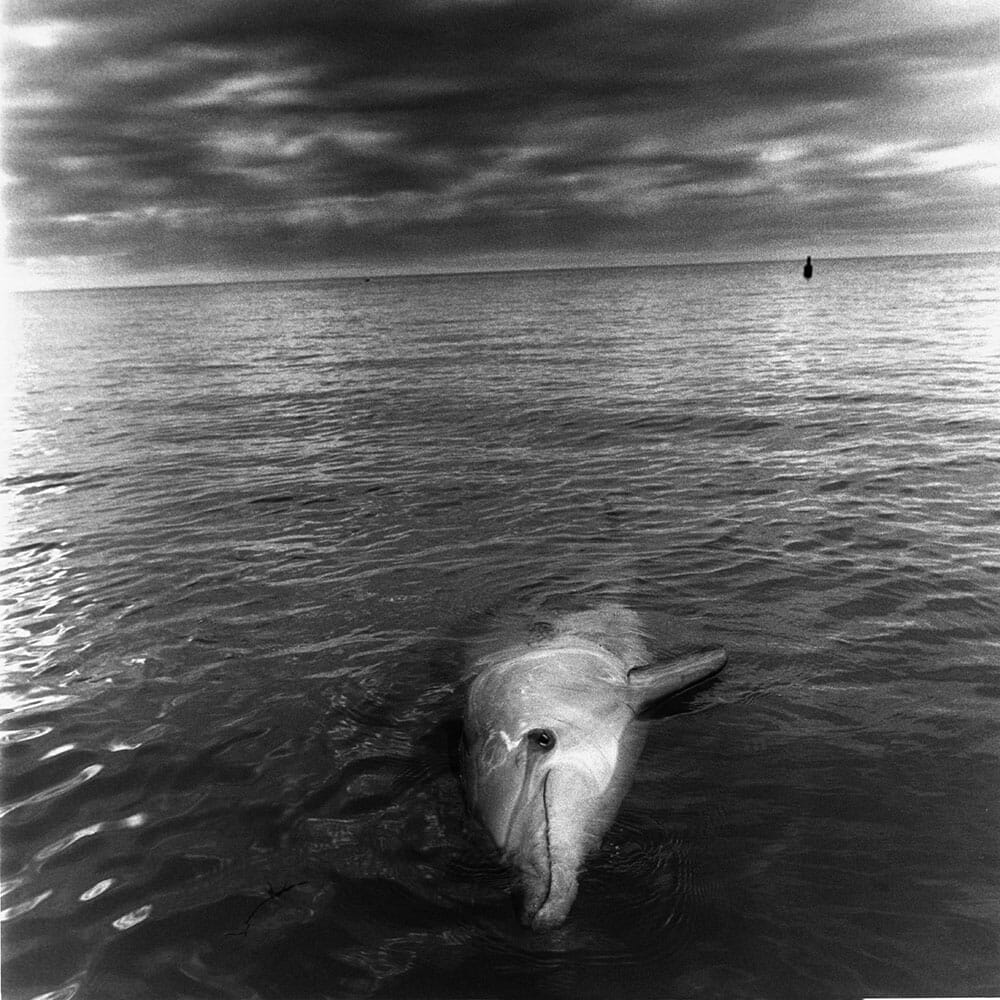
[626,647,727,713]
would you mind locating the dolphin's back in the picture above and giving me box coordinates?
[547,605,649,668]
[465,602,651,682]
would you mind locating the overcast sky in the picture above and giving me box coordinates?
[6,0,1000,289]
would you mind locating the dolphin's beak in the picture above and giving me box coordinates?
[516,767,595,931]
[464,736,600,930]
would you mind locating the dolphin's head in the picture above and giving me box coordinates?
[462,647,635,929]
[461,638,726,930]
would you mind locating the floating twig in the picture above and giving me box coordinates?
[227,881,309,937]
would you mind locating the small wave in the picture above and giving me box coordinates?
[112,904,153,931]
[705,416,784,438]
[27,984,80,1000]
[1,471,95,495]
[0,888,53,921]
[0,726,53,744]
[0,763,103,819]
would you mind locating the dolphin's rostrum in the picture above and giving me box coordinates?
[461,605,726,930]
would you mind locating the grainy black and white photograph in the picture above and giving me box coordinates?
[3,1,999,998]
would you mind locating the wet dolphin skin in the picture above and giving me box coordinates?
[461,606,727,930]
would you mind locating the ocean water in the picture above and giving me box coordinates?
[2,254,999,999]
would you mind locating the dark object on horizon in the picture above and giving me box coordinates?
[803,256,813,280]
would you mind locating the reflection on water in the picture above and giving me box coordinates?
[2,254,999,998]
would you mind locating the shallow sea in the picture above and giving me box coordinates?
[3,254,999,999]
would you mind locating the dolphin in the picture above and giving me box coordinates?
[460,606,726,931]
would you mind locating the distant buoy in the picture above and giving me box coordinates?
[803,255,813,280]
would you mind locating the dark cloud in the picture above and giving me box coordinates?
[5,0,999,287]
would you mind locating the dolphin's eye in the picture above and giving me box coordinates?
[528,728,556,752]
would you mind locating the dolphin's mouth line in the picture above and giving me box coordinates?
[538,768,554,920]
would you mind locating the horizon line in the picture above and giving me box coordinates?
[10,248,996,295]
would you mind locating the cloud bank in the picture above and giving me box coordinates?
[6,0,999,287]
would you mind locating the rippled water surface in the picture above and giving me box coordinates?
[3,255,999,999]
